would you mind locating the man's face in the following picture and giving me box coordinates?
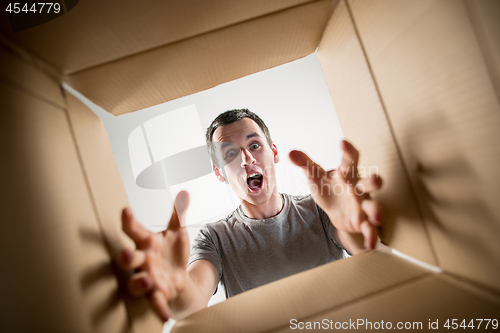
[212,118,279,205]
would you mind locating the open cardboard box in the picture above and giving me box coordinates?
[1,0,499,331]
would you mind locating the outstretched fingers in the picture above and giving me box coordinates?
[359,198,383,250]
[166,191,190,232]
[117,248,146,270]
[360,220,378,250]
[150,289,172,322]
[356,174,383,194]
[122,208,151,249]
[361,199,383,227]
[289,150,326,179]
[339,140,360,184]
[127,271,154,296]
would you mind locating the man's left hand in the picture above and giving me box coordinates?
[289,140,383,252]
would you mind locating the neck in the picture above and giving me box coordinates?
[240,190,283,220]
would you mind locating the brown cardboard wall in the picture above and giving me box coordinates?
[172,251,430,333]
[0,0,317,75]
[0,82,128,332]
[465,0,500,102]
[65,0,336,115]
[0,48,159,332]
[349,0,500,291]
[173,250,500,332]
[269,275,500,333]
[63,91,164,333]
[317,0,437,265]
[2,1,500,331]
[63,92,131,257]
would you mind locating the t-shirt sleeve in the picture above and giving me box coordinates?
[316,204,352,257]
[189,226,223,281]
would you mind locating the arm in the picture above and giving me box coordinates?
[290,140,383,255]
[116,191,218,321]
[168,260,218,319]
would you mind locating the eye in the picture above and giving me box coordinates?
[250,143,260,150]
[225,149,237,160]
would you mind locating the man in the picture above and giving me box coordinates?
[116,109,383,322]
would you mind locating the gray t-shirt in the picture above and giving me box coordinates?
[189,193,348,298]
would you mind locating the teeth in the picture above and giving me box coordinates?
[248,173,260,178]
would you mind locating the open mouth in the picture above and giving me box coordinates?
[246,172,263,191]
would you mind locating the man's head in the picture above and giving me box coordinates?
[206,109,279,205]
[206,109,273,166]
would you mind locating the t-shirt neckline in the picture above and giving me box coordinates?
[236,193,289,224]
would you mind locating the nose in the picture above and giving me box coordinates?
[240,148,256,167]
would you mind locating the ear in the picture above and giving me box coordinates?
[212,165,226,183]
[272,143,279,163]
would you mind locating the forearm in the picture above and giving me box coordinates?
[168,261,218,320]
[167,276,207,319]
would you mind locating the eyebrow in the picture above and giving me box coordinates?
[246,132,261,139]
[220,142,233,150]
[219,132,262,150]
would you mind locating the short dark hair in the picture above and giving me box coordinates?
[206,109,273,167]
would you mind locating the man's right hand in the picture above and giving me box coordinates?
[116,191,191,321]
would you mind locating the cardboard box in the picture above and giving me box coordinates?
[1,0,499,332]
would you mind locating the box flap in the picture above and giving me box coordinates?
[64,90,164,332]
[348,0,500,291]
[0,0,317,75]
[266,274,499,332]
[317,0,437,265]
[65,0,335,115]
[64,91,132,256]
[172,251,430,333]
[0,81,129,332]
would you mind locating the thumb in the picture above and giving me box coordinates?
[289,150,325,179]
[166,191,190,231]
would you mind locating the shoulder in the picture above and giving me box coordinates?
[200,210,242,237]
[281,193,322,223]
[284,193,313,202]
[283,193,316,210]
